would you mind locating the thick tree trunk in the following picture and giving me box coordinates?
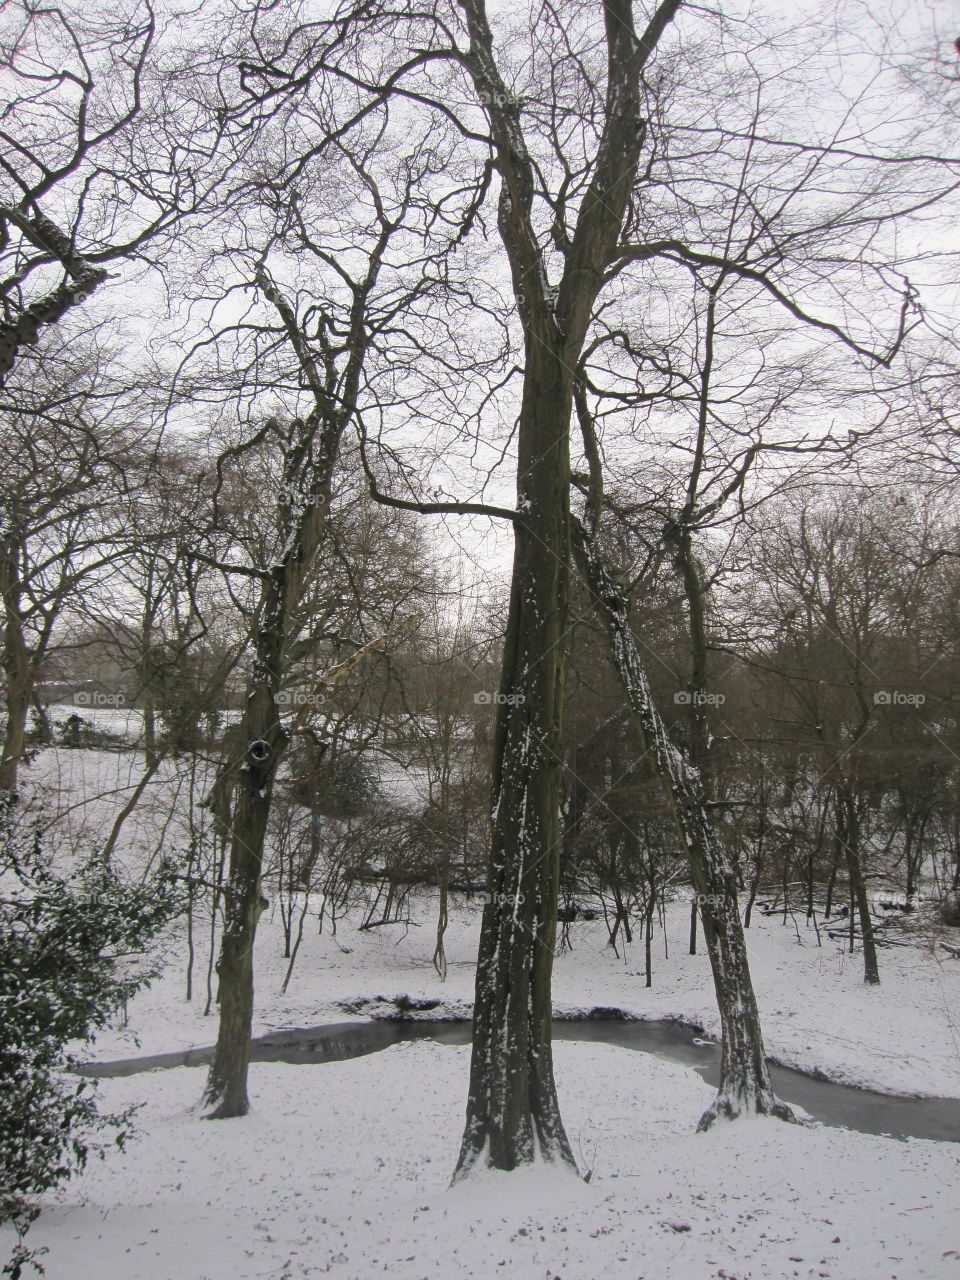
[453,0,683,1177]
[0,673,29,795]
[455,350,576,1177]
[572,524,794,1128]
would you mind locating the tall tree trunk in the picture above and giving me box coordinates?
[689,896,698,953]
[143,698,159,769]
[456,347,576,1176]
[453,0,683,1178]
[673,525,712,770]
[674,530,710,957]
[197,232,385,1115]
[201,615,287,1118]
[824,831,841,919]
[572,524,793,1128]
[434,867,450,981]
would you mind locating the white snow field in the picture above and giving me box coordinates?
[11,901,959,1280]
[5,751,960,1279]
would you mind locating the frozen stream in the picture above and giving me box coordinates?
[77,1017,960,1144]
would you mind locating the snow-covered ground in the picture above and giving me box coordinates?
[11,900,958,1280]
[86,886,960,1101]
[6,750,960,1278]
[20,1041,960,1280]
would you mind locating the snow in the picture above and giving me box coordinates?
[80,891,960,1103]
[15,1042,960,1280]
[6,751,960,1278]
[4,898,953,1279]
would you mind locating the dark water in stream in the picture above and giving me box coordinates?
[76,1017,960,1145]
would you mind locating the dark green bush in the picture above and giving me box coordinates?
[0,797,183,1275]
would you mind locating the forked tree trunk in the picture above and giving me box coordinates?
[572,524,794,1128]
[198,237,387,1115]
[453,0,684,1180]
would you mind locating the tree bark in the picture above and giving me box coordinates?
[453,0,684,1181]
[0,541,31,795]
[201,639,285,1117]
[572,523,794,1128]
[0,207,108,386]
[456,345,576,1174]
[836,783,880,984]
[198,197,392,1111]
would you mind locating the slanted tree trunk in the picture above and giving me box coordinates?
[0,208,109,386]
[572,523,794,1128]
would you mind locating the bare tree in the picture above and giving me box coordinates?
[0,0,227,383]
[739,487,960,982]
[186,107,462,1114]
[0,333,142,792]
